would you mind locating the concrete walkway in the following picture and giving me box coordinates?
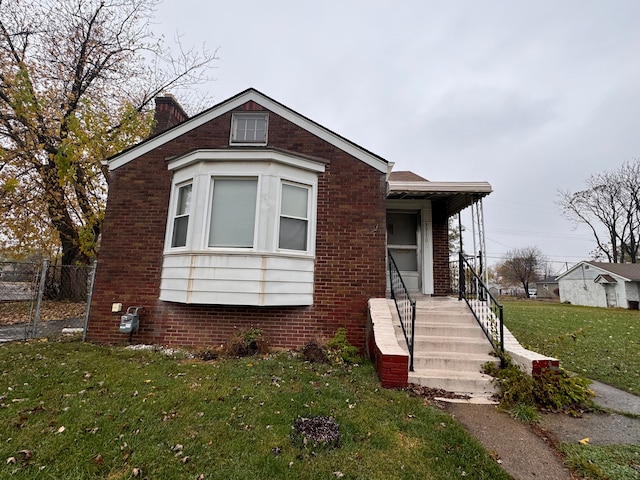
[445,380,640,480]
[538,380,640,446]
[590,380,640,415]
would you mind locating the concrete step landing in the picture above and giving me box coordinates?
[394,297,498,398]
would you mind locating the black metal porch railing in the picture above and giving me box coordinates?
[388,250,416,371]
[456,253,504,356]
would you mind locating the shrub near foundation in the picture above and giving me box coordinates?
[325,328,361,365]
[223,327,268,357]
[301,328,362,366]
[484,354,594,419]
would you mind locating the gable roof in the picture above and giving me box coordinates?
[594,274,617,284]
[536,276,559,284]
[107,88,388,173]
[557,261,640,282]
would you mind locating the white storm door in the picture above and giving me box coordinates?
[387,212,420,292]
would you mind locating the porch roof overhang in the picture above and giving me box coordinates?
[594,274,617,284]
[387,180,493,216]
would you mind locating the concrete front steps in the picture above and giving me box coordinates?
[393,297,499,398]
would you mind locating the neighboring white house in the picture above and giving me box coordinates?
[557,261,640,309]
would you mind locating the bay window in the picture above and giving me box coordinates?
[160,148,325,306]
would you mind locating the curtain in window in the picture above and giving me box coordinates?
[209,178,258,247]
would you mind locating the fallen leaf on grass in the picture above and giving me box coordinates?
[18,450,31,460]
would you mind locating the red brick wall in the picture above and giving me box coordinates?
[432,200,451,296]
[87,103,388,351]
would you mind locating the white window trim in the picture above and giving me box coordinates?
[277,180,313,253]
[161,150,324,306]
[167,181,193,250]
[229,112,268,146]
[164,150,324,256]
[204,175,261,251]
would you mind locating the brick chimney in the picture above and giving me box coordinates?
[152,94,189,135]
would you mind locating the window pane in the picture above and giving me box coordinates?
[176,184,192,215]
[279,184,309,251]
[390,248,418,271]
[209,179,257,247]
[281,184,308,218]
[171,184,191,248]
[171,216,189,248]
[387,212,417,246]
[279,217,307,250]
[236,118,249,141]
[232,115,267,143]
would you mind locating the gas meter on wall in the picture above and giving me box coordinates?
[119,307,142,334]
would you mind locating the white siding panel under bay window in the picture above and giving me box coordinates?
[160,253,314,305]
[161,149,323,306]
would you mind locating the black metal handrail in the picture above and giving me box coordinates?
[388,250,416,371]
[456,253,504,356]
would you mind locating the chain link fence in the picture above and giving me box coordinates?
[0,261,96,342]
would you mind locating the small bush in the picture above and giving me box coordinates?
[484,354,594,418]
[325,327,361,365]
[301,338,328,364]
[533,368,594,413]
[223,327,268,357]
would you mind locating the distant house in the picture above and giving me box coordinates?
[86,88,492,350]
[557,261,640,309]
[535,276,559,299]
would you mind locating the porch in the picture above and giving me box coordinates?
[367,256,560,397]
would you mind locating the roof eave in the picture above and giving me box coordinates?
[106,88,388,173]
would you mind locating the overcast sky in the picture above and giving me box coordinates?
[154,1,640,273]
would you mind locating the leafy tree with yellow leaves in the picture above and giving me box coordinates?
[0,0,216,265]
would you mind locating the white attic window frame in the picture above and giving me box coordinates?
[230,112,268,145]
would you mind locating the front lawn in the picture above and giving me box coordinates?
[0,340,510,479]
[502,299,639,395]
[501,299,640,480]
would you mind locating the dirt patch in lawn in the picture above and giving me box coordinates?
[0,301,86,325]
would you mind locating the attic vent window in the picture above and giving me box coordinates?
[231,113,268,145]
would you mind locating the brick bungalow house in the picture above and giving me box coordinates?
[87,89,491,351]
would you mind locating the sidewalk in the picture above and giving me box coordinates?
[445,381,640,480]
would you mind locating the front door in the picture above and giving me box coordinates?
[387,212,420,292]
[604,284,617,307]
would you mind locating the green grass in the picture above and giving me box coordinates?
[559,444,640,480]
[0,339,510,479]
[502,299,640,480]
[502,299,640,395]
